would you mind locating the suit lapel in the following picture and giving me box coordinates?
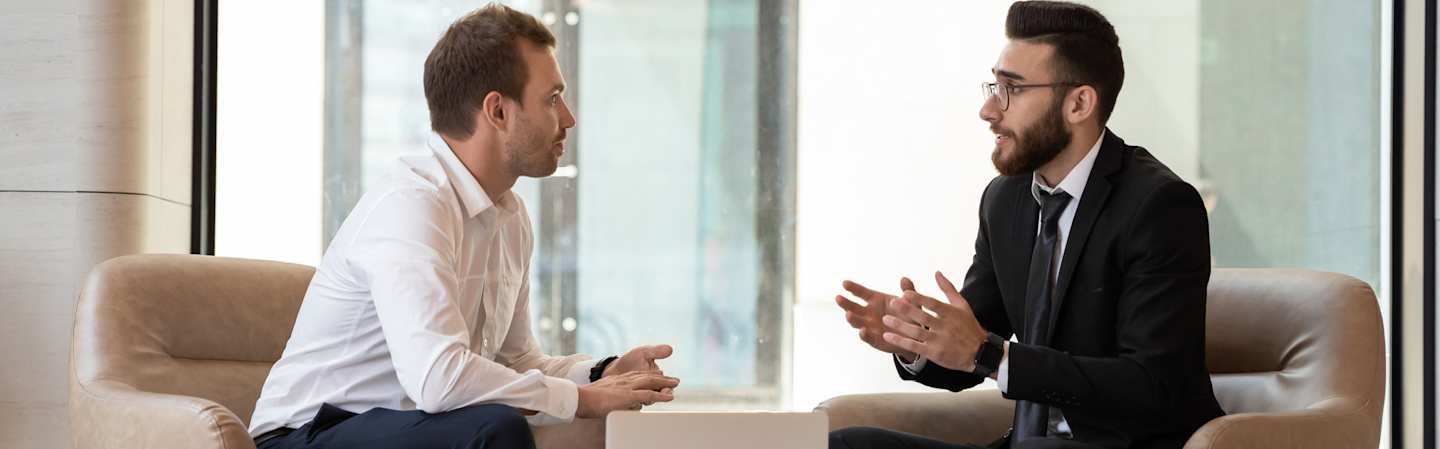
[1045,131,1124,339]
[1013,179,1039,341]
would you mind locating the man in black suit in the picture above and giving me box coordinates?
[829,2,1224,449]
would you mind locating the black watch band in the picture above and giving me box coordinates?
[589,355,619,382]
[971,333,1006,378]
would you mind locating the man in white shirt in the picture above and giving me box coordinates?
[249,5,680,449]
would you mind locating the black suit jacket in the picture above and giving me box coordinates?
[896,131,1225,449]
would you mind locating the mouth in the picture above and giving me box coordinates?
[991,128,1013,146]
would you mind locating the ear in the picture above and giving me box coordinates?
[479,91,509,132]
[1065,85,1099,125]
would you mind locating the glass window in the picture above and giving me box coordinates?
[218,0,1388,421]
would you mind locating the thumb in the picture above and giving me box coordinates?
[900,277,916,293]
[644,344,674,360]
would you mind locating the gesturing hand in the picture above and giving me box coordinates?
[835,278,924,360]
[880,271,989,372]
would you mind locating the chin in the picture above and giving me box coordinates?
[991,151,1025,177]
[531,163,559,178]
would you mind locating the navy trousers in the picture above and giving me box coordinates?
[258,403,535,449]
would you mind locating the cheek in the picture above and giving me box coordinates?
[1005,112,1039,136]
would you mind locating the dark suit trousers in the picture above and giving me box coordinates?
[257,403,535,449]
[830,427,1103,449]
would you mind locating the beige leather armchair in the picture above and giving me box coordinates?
[817,269,1386,449]
[70,254,604,449]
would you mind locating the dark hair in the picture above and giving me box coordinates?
[424,3,556,139]
[1005,1,1124,124]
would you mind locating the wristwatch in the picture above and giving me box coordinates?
[589,355,619,382]
[971,333,1006,378]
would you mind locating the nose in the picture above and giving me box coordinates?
[979,95,1002,124]
[559,96,577,129]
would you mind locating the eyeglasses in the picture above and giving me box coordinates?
[980,81,1081,111]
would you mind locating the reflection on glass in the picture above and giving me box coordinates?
[323,0,794,408]
[296,0,1381,415]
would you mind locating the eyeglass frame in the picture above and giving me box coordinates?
[980,81,1083,111]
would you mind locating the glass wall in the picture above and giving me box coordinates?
[218,0,1387,419]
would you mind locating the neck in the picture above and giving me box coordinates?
[441,135,516,204]
[1035,125,1102,188]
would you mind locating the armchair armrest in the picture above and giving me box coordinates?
[815,389,1014,446]
[1184,399,1379,449]
[71,378,253,449]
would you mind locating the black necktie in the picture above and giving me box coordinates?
[1012,189,1072,443]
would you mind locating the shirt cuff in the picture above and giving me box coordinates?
[897,353,928,374]
[526,375,580,426]
[565,358,601,386]
[996,342,1011,392]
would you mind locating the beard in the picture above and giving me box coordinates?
[504,115,562,178]
[991,97,1071,176]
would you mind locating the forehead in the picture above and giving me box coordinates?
[518,40,563,87]
[992,40,1055,81]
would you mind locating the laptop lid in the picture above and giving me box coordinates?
[605,411,828,449]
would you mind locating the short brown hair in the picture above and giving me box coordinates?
[1006,1,1124,124]
[424,3,556,139]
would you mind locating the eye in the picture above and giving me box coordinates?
[1005,85,1022,94]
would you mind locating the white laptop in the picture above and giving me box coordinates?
[606,411,828,449]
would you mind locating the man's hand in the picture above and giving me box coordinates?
[576,371,679,419]
[880,271,989,372]
[603,344,673,377]
[835,278,922,360]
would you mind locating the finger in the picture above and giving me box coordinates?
[858,329,873,344]
[631,390,667,408]
[934,271,971,312]
[913,290,962,317]
[888,295,935,327]
[637,389,675,404]
[882,332,929,358]
[836,295,868,314]
[900,277,916,292]
[842,280,888,303]
[644,344,674,360]
[882,315,927,341]
[859,329,889,348]
[844,312,869,329]
[629,374,681,391]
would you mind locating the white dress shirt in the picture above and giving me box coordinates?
[900,131,1105,436]
[249,134,597,437]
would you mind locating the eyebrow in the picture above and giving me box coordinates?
[992,68,1026,82]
